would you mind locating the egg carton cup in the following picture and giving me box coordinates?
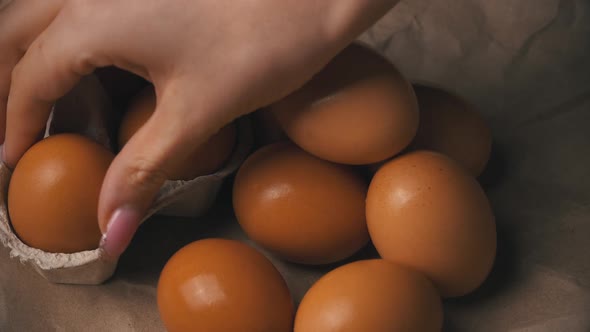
[0,74,253,285]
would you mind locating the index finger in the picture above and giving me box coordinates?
[4,4,109,168]
[0,0,67,145]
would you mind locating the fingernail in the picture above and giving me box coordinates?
[99,207,142,259]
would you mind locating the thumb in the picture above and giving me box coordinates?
[98,86,225,259]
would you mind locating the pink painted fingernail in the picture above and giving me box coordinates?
[99,207,142,259]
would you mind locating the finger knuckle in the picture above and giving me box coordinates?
[59,2,104,75]
[70,51,98,75]
[10,60,25,84]
[125,158,168,191]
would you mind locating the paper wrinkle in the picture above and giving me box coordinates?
[506,266,590,330]
[509,90,590,132]
[445,264,590,331]
[360,0,590,131]
[0,283,7,331]
[510,316,590,332]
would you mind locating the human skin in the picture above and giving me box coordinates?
[0,0,399,258]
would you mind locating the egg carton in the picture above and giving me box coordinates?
[0,74,253,285]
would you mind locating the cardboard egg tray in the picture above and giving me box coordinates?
[0,74,253,285]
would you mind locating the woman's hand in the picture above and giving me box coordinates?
[0,0,398,258]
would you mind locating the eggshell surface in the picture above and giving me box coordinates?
[8,134,114,253]
[295,259,443,332]
[233,142,369,265]
[412,84,492,176]
[157,239,294,332]
[119,86,237,180]
[271,43,419,165]
[366,151,496,297]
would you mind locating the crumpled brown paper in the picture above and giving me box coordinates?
[1,0,589,331]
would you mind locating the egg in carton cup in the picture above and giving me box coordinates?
[0,74,253,285]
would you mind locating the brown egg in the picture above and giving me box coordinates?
[157,239,294,332]
[118,86,237,180]
[295,259,443,332]
[8,134,114,253]
[270,43,419,165]
[366,151,496,297]
[233,142,369,265]
[412,84,492,176]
